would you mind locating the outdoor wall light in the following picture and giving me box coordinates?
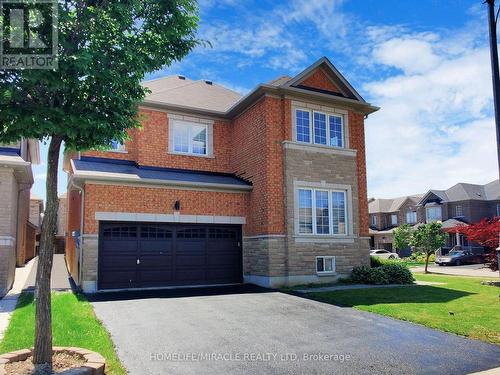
[174,200,181,211]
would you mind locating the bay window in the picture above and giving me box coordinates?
[297,187,348,235]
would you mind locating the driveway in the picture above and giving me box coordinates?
[412,264,498,278]
[90,286,500,375]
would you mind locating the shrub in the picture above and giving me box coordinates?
[351,266,371,283]
[351,263,414,285]
[370,256,385,268]
[408,251,435,263]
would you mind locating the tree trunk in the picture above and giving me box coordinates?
[33,136,62,374]
[424,252,430,274]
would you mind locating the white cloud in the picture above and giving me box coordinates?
[34,173,47,181]
[364,25,497,198]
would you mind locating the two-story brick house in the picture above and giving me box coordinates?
[369,180,500,252]
[64,57,379,293]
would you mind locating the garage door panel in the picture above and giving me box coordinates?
[99,223,241,290]
[139,255,173,267]
[101,255,137,269]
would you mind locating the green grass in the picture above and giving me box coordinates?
[308,274,500,345]
[0,292,126,375]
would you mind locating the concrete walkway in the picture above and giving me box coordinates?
[295,280,444,293]
[412,264,499,278]
[23,254,72,291]
[0,257,37,341]
[0,254,71,341]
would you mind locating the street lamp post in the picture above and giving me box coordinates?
[486,0,500,179]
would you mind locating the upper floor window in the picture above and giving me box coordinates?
[391,214,398,225]
[425,206,442,223]
[455,205,463,217]
[497,204,500,217]
[172,121,208,156]
[110,139,126,152]
[298,187,347,235]
[406,211,417,224]
[370,215,377,226]
[295,108,345,148]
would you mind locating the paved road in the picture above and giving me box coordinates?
[90,286,500,375]
[412,264,498,278]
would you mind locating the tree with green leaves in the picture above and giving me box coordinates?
[393,223,413,252]
[410,222,447,274]
[0,1,200,372]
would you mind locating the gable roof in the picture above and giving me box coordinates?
[418,180,500,205]
[142,56,379,118]
[369,194,423,214]
[278,57,365,102]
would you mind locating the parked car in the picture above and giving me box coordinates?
[435,250,484,266]
[370,249,400,260]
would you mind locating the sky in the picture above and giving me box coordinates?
[31,0,498,201]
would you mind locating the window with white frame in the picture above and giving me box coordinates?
[425,206,442,222]
[455,205,463,217]
[316,256,335,274]
[391,214,398,225]
[370,215,377,226]
[110,139,126,152]
[295,108,345,148]
[497,204,500,217]
[297,187,348,235]
[172,121,208,155]
[406,211,417,224]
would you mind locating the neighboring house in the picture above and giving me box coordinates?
[64,56,379,293]
[369,194,423,251]
[29,193,44,229]
[369,180,500,252]
[55,192,67,254]
[29,193,44,256]
[0,139,40,297]
[418,180,500,249]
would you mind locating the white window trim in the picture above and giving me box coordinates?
[497,204,500,217]
[292,106,349,149]
[455,205,463,217]
[109,140,127,153]
[168,118,214,158]
[371,215,377,226]
[316,256,336,275]
[391,214,397,225]
[294,181,353,238]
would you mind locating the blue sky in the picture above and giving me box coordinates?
[31,0,498,200]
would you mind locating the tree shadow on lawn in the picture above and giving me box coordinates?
[305,285,475,307]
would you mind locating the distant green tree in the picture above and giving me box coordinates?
[410,222,447,274]
[0,1,200,372]
[393,224,413,252]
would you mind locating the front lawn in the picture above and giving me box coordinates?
[308,274,500,345]
[0,292,126,375]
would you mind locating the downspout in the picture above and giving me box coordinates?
[70,178,85,286]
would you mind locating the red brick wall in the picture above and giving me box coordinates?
[65,188,82,280]
[299,69,340,93]
[230,96,286,236]
[349,111,369,237]
[83,184,249,234]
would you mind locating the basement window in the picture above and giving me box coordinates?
[316,256,336,275]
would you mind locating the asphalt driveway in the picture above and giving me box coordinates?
[90,286,500,375]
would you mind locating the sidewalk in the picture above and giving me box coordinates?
[0,254,71,341]
[0,257,37,341]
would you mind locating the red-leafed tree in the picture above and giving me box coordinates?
[453,218,500,271]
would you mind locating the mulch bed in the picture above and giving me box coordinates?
[5,352,85,374]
